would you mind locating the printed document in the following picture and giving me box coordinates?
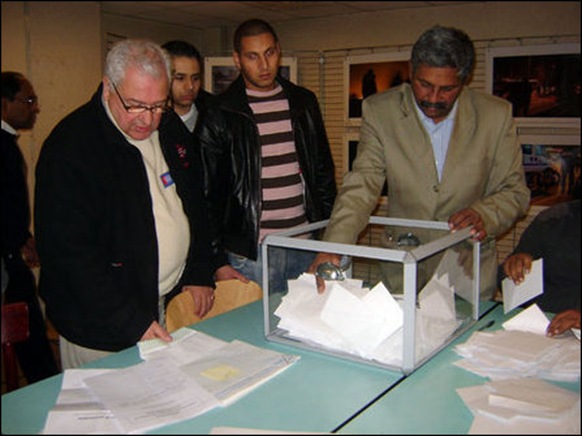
[42,368,123,434]
[179,339,300,406]
[43,328,301,434]
[83,357,220,434]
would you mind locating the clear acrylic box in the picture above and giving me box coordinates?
[261,217,481,374]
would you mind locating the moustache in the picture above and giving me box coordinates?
[419,101,447,110]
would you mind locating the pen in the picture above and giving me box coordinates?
[478,320,495,331]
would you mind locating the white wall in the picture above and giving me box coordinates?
[274,2,580,52]
[101,13,203,53]
[2,1,102,224]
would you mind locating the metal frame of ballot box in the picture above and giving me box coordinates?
[261,217,481,375]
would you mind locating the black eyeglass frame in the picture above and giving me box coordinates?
[110,81,170,114]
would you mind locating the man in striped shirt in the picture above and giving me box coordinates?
[196,19,337,293]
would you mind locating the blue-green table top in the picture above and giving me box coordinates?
[2,301,402,434]
[337,303,581,434]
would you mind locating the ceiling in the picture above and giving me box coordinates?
[100,1,471,30]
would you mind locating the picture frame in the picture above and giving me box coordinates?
[485,43,580,129]
[344,51,411,126]
[518,133,580,206]
[204,56,297,95]
[344,133,388,198]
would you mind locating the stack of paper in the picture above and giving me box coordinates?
[42,328,299,434]
[457,378,580,434]
[42,359,220,435]
[178,340,300,406]
[275,272,461,367]
[454,305,581,382]
[42,368,122,434]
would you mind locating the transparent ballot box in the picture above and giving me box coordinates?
[261,216,481,374]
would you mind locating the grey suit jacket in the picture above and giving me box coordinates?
[324,84,530,297]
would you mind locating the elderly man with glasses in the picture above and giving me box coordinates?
[34,39,224,369]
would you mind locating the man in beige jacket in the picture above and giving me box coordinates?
[310,25,530,299]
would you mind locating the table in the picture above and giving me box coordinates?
[5,300,570,435]
[1,301,403,434]
[337,304,581,434]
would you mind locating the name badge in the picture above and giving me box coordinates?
[160,172,174,188]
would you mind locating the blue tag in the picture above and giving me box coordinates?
[160,172,174,188]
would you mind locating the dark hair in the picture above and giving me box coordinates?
[1,71,26,100]
[411,25,475,83]
[162,40,203,66]
[233,19,279,53]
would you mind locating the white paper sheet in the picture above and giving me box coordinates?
[84,358,220,434]
[454,305,580,381]
[320,281,403,355]
[502,258,544,314]
[178,340,299,406]
[456,378,580,434]
[43,329,301,434]
[42,369,123,435]
[138,327,228,365]
[418,274,455,321]
[434,247,476,303]
[276,272,460,366]
[502,303,549,335]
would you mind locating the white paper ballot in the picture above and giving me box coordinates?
[276,272,462,366]
[456,378,580,434]
[320,281,403,355]
[502,258,543,314]
[502,303,549,336]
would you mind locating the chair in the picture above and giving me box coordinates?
[165,279,262,333]
[2,302,30,392]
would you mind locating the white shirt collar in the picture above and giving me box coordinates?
[1,119,18,135]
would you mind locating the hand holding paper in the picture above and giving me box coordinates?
[502,258,543,313]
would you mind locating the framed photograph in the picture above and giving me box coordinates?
[345,52,411,125]
[344,133,388,198]
[519,133,580,206]
[485,43,580,128]
[204,56,297,95]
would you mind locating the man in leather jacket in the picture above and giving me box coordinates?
[196,19,337,293]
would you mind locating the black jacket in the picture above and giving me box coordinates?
[196,75,337,262]
[194,88,213,112]
[35,85,216,351]
[1,129,32,260]
[498,200,580,314]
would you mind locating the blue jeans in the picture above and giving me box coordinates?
[228,246,316,294]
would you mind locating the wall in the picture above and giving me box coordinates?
[2,1,102,227]
[275,2,580,52]
[1,1,204,230]
[101,13,203,59]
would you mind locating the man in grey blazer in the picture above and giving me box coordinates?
[310,25,530,299]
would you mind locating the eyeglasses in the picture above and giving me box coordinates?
[110,81,169,114]
[16,96,38,105]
